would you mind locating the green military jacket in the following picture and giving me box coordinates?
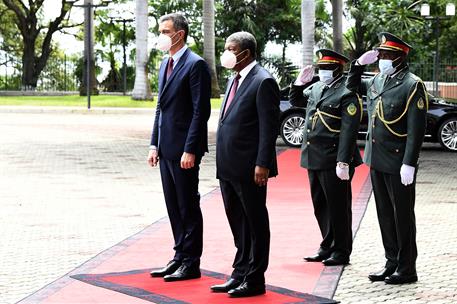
[346,63,428,174]
[291,75,363,170]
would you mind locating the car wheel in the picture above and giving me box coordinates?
[438,117,457,152]
[280,113,306,147]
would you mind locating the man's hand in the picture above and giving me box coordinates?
[181,152,196,169]
[356,50,379,65]
[336,164,350,180]
[148,149,159,167]
[294,65,314,86]
[400,164,415,186]
[254,166,269,187]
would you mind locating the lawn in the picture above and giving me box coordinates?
[0,95,223,109]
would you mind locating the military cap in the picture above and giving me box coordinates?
[377,32,412,55]
[316,49,349,65]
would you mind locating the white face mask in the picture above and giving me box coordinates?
[378,59,397,75]
[220,49,248,69]
[156,32,180,52]
[318,67,338,85]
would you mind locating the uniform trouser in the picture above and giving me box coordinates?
[219,178,270,285]
[307,167,354,257]
[159,158,203,267]
[370,169,417,274]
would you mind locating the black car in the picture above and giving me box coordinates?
[279,85,457,152]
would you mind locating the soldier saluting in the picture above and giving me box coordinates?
[290,49,362,266]
[347,32,428,284]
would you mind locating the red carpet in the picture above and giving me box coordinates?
[20,148,371,304]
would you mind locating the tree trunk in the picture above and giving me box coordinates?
[301,0,315,66]
[332,0,343,53]
[202,0,220,98]
[132,0,153,100]
[21,37,38,90]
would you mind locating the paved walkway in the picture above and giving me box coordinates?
[1,106,456,303]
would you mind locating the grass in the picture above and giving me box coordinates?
[0,95,223,109]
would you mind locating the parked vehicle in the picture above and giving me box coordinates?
[279,85,457,152]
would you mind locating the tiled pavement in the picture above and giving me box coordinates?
[1,107,456,304]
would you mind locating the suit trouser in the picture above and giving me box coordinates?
[219,178,270,285]
[370,169,417,274]
[307,168,354,257]
[159,158,203,267]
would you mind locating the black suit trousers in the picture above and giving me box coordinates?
[159,158,203,267]
[370,169,417,274]
[219,179,270,285]
[307,168,354,257]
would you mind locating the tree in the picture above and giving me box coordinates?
[203,0,220,98]
[301,0,315,66]
[0,0,75,90]
[132,0,153,100]
[331,0,343,53]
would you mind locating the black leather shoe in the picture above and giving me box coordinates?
[210,278,242,293]
[304,253,328,262]
[368,267,396,282]
[150,260,181,277]
[228,282,266,298]
[384,272,418,284]
[163,264,201,282]
[322,254,349,266]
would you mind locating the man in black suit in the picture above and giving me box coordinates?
[210,31,280,298]
[147,13,211,282]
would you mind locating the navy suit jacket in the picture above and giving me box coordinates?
[216,64,280,181]
[151,49,211,160]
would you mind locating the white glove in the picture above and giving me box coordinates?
[336,164,350,180]
[356,50,379,65]
[400,164,415,186]
[294,65,314,85]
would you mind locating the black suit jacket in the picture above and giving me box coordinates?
[216,64,280,181]
[151,49,211,160]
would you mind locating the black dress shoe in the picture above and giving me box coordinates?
[322,255,349,266]
[385,272,418,285]
[150,260,182,277]
[210,278,242,293]
[368,267,396,282]
[228,282,266,298]
[163,264,201,282]
[304,253,328,262]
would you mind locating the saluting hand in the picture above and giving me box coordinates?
[181,152,196,169]
[294,65,314,86]
[254,166,269,187]
[356,50,379,66]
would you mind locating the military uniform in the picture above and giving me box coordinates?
[292,49,363,263]
[346,33,428,278]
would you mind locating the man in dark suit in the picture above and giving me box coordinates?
[209,31,280,298]
[290,49,362,266]
[147,13,211,282]
[347,32,428,284]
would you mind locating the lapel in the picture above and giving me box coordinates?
[221,64,260,121]
[319,76,344,103]
[380,66,408,95]
[158,59,168,95]
[160,48,191,97]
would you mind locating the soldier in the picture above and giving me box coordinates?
[290,49,363,266]
[347,32,428,284]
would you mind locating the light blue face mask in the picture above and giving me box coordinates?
[378,59,396,75]
[318,67,338,85]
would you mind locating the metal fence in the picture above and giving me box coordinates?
[0,51,80,92]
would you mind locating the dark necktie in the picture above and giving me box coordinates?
[223,74,241,117]
[166,57,174,81]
